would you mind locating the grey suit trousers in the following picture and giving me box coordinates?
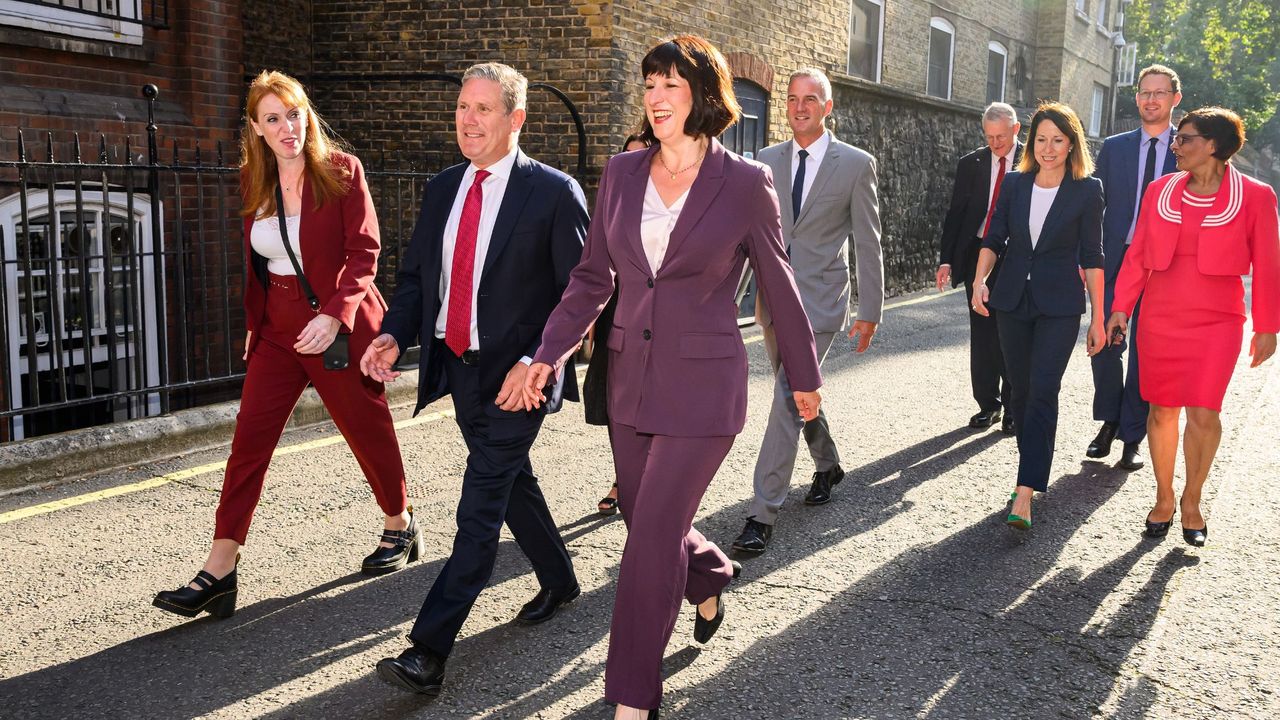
[747,327,840,524]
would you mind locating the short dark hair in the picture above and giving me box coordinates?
[1137,64,1181,95]
[638,34,741,144]
[620,131,649,153]
[1018,101,1094,180]
[1178,106,1246,161]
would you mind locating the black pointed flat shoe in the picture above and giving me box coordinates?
[693,592,725,644]
[362,509,424,576]
[153,563,238,619]
[1182,525,1208,547]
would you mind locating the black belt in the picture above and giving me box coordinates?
[458,349,480,366]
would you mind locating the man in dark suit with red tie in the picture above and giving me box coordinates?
[936,102,1023,434]
[360,62,590,696]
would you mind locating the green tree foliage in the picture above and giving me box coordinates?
[1125,0,1279,132]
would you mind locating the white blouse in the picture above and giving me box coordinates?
[640,177,689,275]
[1028,184,1059,251]
[250,215,303,275]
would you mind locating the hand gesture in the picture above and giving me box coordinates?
[360,333,401,382]
[848,320,878,353]
[793,390,822,421]
[1086,319,1106,357]
[523,362,555,409]
[496,362,535,412]
[971,284,991,317]
[1104,311,1129,347]
[295,313,340,355]
[1250,332,1277,368]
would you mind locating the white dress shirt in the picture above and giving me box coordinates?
[790,130,831,210]
[1126,126,1174,244]
[250,215,302,275]
[640,176,689,274]
[435,146,520,350]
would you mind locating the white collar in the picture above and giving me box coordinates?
[793,131,830,161]
[466,145,519,183]
[1155,164,1243,228]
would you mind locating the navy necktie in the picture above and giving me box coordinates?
[1138,136,1158,212]
[792,149,809,223]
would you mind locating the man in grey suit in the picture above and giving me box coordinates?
[732,67,884,555]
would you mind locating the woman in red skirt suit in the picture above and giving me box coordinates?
[1107,107,1280,547]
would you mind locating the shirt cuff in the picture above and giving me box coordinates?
[519,356,533,366]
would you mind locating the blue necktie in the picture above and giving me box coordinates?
[792,149,809,223]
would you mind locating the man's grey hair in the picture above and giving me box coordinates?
[982,102,1018,126]
[462,62,528,113]
[788,67,833,104]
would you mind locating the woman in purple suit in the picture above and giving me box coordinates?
[525,35,823,719]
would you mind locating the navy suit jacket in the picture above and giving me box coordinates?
[981,171,1104,317]
[938,143,1022,285]
[1094,126,1178,281]
[381,150,589,415]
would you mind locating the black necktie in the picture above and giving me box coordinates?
[1139,136,1158,211]
[792,149,809,223]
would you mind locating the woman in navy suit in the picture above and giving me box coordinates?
[973,101,1107,529]
[525,36,822,719]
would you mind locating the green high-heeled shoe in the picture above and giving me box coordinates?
[1006,513,1032,530]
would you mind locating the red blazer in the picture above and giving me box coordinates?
[1115,165,1280,333]
[241,151,388,358]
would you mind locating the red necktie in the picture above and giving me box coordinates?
[981,155,1007,238]
[445,169,490,357]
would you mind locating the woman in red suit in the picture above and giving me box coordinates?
[1107,107,1279,547]
[153,71,417,619]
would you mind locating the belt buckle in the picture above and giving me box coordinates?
[460,350,479,366]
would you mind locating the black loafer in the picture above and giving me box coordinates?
[153,560,238,619]
[514,583,581,625]
[969,409,1002,429]
[1118,442,1145,471]
[376,646,446,695]
[693,592,725,644]
[803,464,845,505]
[362,509,424,576]
[1182,525,1208,547]
[731,518,773,555]
[1087,422,1119,458]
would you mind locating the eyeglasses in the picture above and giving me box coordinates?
[1136,90,1174,101]
[1171,133,1207,145]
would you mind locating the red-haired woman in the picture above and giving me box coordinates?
[153,71,417,620]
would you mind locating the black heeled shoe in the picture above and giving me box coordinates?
[153,559,238,619]
[1182,525,1208,547]
[597,482,619,516]
[693,592,725,644]
[1144,509,1175,539]
[362,508,423,576]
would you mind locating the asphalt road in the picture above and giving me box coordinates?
[1,286,1277,720]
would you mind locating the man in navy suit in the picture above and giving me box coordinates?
[1087,64,1182,471]
[936,102,1022,434]
[361,62,589,695]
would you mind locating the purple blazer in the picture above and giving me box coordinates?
[534,140,821,437]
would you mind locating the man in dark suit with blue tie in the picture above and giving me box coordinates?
[1087,64,1182,471]
[936,102,1023,434]
[360,62,590,695]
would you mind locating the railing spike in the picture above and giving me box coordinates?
[99,134,109,163]
[16,129,26,162]
[73,132,82,163]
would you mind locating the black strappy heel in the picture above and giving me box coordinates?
[153,557,238,619]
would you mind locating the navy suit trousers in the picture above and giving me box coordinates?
[997,289,1081,492]
[409,343,576,657]
[1091,278,1148,443]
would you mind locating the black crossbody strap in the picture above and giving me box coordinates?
[274,183,320,311]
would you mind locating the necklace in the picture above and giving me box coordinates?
[279,168,304,194]
[657,145,706,180]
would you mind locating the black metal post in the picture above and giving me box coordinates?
[143,83,170,413]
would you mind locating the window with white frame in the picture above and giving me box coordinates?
[0,190,162,439]
[1117,44,1139,87]
[848,0,884,82]
[1096,0,1111,29]
[987,42,1008,104]
[1089,84,1106,137]
[927,18,955,100]
[0,0,143,45]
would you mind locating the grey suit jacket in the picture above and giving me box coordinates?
[755,132,884,331]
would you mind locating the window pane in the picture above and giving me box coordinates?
[849,0,881,81]
[1090,85,1105,136]
[987,50,1006,103]
[927,27,952,98]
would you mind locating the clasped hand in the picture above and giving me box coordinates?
[295,313,340,355]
